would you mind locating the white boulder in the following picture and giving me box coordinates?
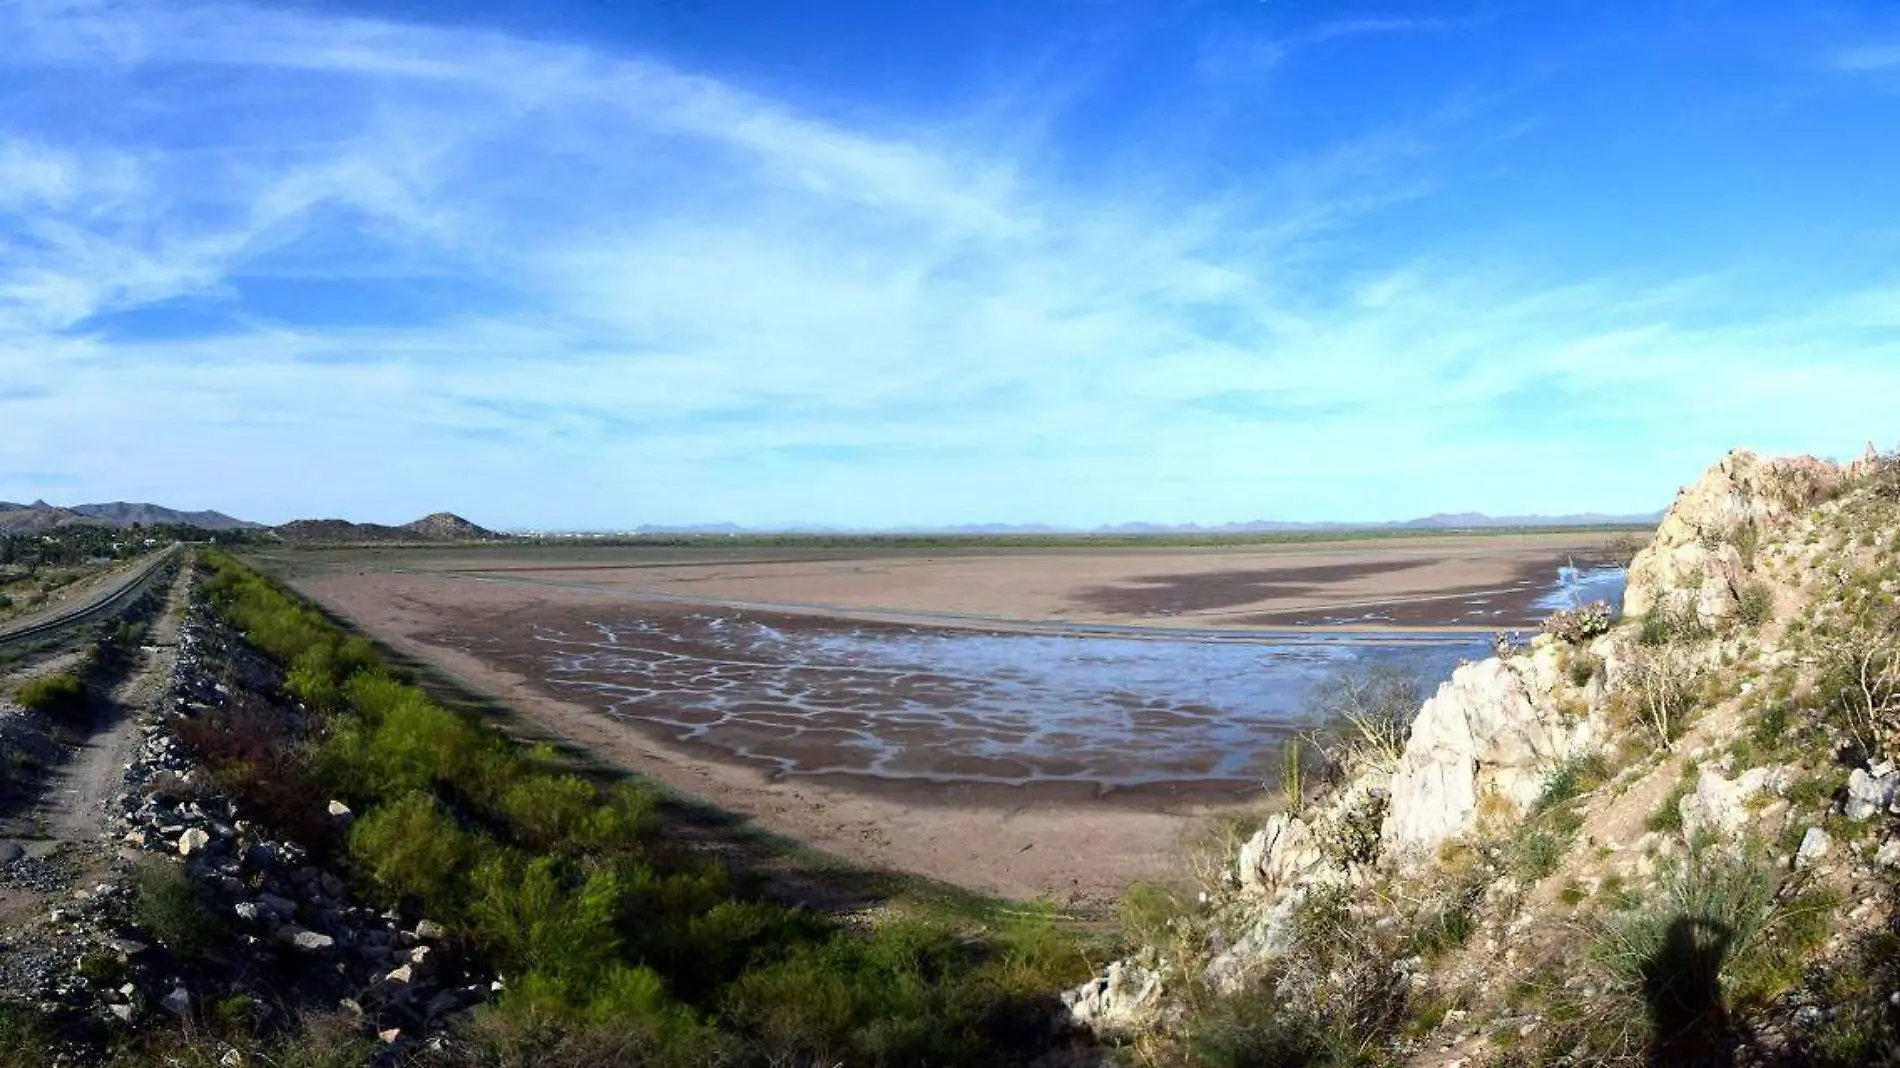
[1383,657,1588,852]
[1846,765,1899,822]
[1061,957,1168,1036]
[1679,767,1777,841]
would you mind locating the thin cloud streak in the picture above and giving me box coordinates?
[0,0,1895,527]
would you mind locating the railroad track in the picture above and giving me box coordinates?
[0,547,181,652]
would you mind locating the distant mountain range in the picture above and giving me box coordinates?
[621,512,1663,536]
[0,500,260,533]
[3,498,1659,541]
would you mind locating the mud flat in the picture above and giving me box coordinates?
[261,535,1626,903]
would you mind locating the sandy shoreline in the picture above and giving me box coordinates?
[259,536,1618,903]
[284,571,1209,904]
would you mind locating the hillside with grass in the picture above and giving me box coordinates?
[1065,446,1900,1067]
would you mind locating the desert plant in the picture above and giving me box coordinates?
[1279,739,1306,813]
[1737,581,1775,626]
[133,859,228,960]
[1543,600,1614,644]
[1621,646,1705,746]
[1316,789,1388,869]
[1817,631,1900,763]
[1586,839,1835,1062]
[12,673,87,721]
[1307,665,1422,778]
[1567,649,1604,688]
[1536,752,1611,812]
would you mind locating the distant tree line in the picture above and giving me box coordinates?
[0,523,272,569]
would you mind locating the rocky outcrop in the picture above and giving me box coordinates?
[1624,449,1842,624]
[1235,813,1328,896]
[1061,957,1169,1037]
[1846,763,1899,821]
[1382,651,1594,853]
[1678,766,1781,841]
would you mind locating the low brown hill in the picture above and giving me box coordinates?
[271,519,412,544]
[401,512,501,541]
[273,513,506,545]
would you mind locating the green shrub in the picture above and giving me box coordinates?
[0,1005,53,1064]
[1507,827,1568,882]
[348,791,484,917]
[470,856,625,989]
[1646,767,1697,834]
[1536,752,1611,812]
[13,673,87,720]
[1593,839,1835,1043]
[197,552,1090,1067]
[1738,581,1775,626]
[133,859,228,959]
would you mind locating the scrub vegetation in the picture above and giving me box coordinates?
[164,552,1092,1066]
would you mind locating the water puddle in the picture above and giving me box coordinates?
[490,565,1626,795]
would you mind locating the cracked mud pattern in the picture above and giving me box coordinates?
[435,566,1625,797]
[444,609,1485,796]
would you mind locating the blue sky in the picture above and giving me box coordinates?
[2,0,1898,529]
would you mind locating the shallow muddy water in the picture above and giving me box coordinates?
[445,567,1632,797]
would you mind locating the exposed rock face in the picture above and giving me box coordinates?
[1382,656,1590,853]
[1061,957,1169,1036]
[1235,813,1328,896]
[1679,766,1780,841]
[1846,763,1899,821]
[1624,449,1841,624]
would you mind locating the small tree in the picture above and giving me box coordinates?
[1308,665,1424,778]
[1622,647,1704,746]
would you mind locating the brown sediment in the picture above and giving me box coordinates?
[256,536,1617,902]
[1071,559,1439,615]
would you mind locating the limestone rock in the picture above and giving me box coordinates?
[1679,767,1776,841]
[1876,839,1900,869]
[1383,657,1588,852]
[177,828,212,856]
[1201,894,1302,995]
[1235,813,1327,896]
[1846,764,1899,821]
[1061,957,1168,1036]
[1625,449,1841,624]
[1796,827,1831,868]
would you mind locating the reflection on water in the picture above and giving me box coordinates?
[1537,564,1628,611]
[494,565,1626,795]
[530,614,1486,793]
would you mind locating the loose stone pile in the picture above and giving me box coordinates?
[1,596,501,1058]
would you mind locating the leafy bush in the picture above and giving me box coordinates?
[196,552,1090,1067]
[1543,600,1614,644]
[13,673,87,721]
[1738,581,1775,626]
[349,791,486,918]
[133,859,228,959]
[1536,752,1611,811]
[1308,665,1422,778]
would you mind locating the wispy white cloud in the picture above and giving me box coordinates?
[1835,45,1900,72]
[0,0,1895,526]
